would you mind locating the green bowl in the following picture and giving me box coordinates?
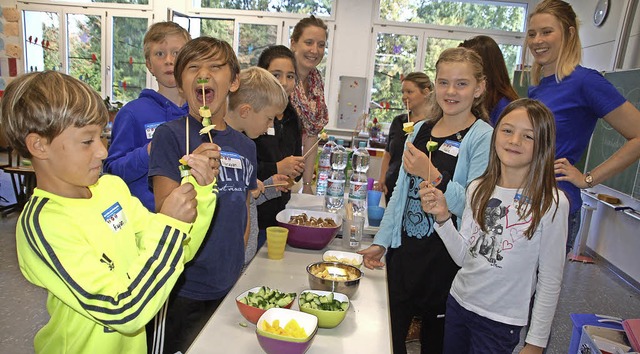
[298,290,349,328]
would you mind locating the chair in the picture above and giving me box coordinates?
[0,147,36,217]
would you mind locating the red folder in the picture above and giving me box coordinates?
[623,318,640,352]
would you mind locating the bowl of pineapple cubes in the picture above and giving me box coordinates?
[298,290,350,328]
[236,286,296,324]
[307,261,362,298]
[256,308,318,354]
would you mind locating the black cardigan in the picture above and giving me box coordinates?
[253,102,303,229]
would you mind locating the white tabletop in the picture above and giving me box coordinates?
[186,237,391,353]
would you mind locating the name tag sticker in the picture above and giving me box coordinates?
[144,122,163,140]
[220,151,242,169]
[102,202,127,233]
[440,139,461,157]
[266,127,275,136]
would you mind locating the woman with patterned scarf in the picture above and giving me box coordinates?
[290,15,329,194]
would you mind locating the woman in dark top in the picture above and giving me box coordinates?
[254,45,304,231]
[376,72,432,203]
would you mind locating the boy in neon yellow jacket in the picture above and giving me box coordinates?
[0,71,220,354]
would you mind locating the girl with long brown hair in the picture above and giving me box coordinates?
[420,98,569,353]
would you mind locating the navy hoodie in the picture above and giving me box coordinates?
[104,89,188,211]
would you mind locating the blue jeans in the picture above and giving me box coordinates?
[566,209,581,254]
[443,295,522,354]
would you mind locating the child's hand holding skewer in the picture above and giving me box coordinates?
[181,143,221,186]
[277,156,305,178]
[263,174,294,192]
[402,142,439,183]
[160,183,197,223]
[418,181,448,221]
[251,180,265,199]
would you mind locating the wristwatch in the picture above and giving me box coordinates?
[585,172,594,188]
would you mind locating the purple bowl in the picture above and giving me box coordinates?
[276,209,342,250]
[256,330,316,354]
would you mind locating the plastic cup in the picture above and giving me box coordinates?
[367,190,382,207]
[367,177,375,190]
[368,206,385,227]
[266,226,288,260]
[342,215,365,250]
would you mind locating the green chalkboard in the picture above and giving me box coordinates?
[584,69,640,200]
[512,70,530,99]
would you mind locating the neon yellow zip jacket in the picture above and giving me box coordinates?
[16,174,216,354]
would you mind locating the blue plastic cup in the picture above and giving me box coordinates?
[367,190,382,207]
[368,206,385,227]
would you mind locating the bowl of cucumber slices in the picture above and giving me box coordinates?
[236,286,297,324]
[298,290,350,328]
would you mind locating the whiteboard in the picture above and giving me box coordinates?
[336,76,367,130]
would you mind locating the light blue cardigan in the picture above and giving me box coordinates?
[373,119,493,249]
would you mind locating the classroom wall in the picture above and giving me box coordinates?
[0,5,21,96]
[569,0,640,70]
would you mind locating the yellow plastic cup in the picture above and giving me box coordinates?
[266,226,288,260]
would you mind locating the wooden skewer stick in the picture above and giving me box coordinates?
[302,138,321,160]
[263,182,290,188]
[186,117,189,156]
[207,131,213,143]
[428,138,432,184]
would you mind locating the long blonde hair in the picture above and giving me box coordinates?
[471,98,560,239]
[524,0,581,85]
[429,47,488,123]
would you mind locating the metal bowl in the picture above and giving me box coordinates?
[306,261,362,298]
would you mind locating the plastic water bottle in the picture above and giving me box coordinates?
[348,142,370,215]
[325,139,348,212]
[316,136,335,196]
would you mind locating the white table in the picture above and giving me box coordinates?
[186,237,391,353]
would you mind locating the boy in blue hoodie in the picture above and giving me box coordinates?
[104,22,190,211]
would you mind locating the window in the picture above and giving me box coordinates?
[20,3,151,103]
[111,17,149,102]
[35,0,149,5]
[369,1,527,125]
[171,13,333,84]
[194,0,334,17]
[237,23,278,67]
[23,11,60,72]
[67,13,102,94]
[379,0,526,32]
[371,33,418,124]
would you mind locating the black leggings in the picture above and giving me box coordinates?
[387,233,460,354]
